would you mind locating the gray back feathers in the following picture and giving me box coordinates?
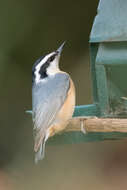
[32,72,70,162]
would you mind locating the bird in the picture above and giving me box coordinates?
[32,42,75,163]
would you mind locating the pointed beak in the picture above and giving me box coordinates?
[56,41,66,55]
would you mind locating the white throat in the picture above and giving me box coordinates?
[46,58,60,75]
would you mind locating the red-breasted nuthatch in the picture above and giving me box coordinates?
[32,42,75,163]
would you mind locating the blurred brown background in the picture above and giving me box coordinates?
[1,0,127,189]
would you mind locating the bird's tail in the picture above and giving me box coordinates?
[34,130,50,164]
[35,138,46,164]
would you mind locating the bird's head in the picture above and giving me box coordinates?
[32,42,65,84]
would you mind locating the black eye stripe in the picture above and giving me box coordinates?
[48,54,56,62]
[38,61,49,79]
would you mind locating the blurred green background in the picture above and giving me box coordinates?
[1,0,127,189]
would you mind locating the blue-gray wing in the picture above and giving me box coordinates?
[32,72,70,152]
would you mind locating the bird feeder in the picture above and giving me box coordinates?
[90,0,127,118]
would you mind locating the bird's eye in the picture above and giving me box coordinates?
[49,55,56,62]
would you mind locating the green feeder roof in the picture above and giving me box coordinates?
[90,0,127,42]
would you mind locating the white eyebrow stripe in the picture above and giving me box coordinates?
[34,52,55,83]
